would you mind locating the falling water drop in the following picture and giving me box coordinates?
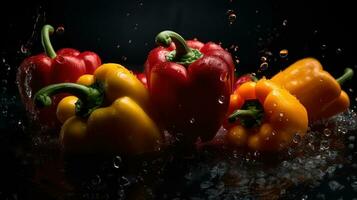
[227,10,237,25]
[259,62,269,71]
[218,96,225,104]
[113,155,122,169]
[323,128,332,137]
[189,118,195,124]
[220,72,228,82]
[56,26,65,34]
[20,45,29,54]
[279,49,288,58]
[321,44,327,50]
[292,133,301,144]
[282,19,288,26]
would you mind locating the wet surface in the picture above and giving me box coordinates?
[1,1,357,199]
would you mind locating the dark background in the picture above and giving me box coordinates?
[0,0,356,199]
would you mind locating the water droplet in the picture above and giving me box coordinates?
[279,113,284,117]
[260,56,267,62]
[218,95,225,104]
[282,19,288,26]
[116,44,121,49]
[20,45,29,54]
[120,176,130,187]
[293,133,301,144]
[189,118,195,124]
[126,13,130,17]
[113,156,122,169]
[323,128,332,137]
[337,127,347,135]
[200,181,213,189]
[220,72,228,82]
[349,88,353,92]
[139,2,143,6]
[259,62,269,71]
[328,180,344,191]
[92,175,101,185]
[128,40,132,44]
[301,194,308,200]
[121,56,128,61]
[227,10,237,24]
[320,140,330,150]
[336,48,343,55]
[279,49,288,58]
[321,44,327,50]
[56,26,65,34]
[235,59,240,64]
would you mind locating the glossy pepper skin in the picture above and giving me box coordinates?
[17,24,101,127]
[223,73,257,129]
[226,79,308,151]
[145,31,234,143]
[271,58,353,121]
[34,63,161,155]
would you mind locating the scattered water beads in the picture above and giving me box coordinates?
[282,19,288,26]
[113,155,122,169]
[226,10,237,25]
[189,117,196,124]
[55,26,65,34]
[259,62,269,71]
[219,72,228,82]
[218,95,225,104]
[20,45,29,55]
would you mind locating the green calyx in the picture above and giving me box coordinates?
[41,24,57,59]
[34,82,104,118]
[228,100,264,128]
[166,49,202,65]
[155,30,203,66]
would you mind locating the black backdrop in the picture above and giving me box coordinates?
[1,0,357,199]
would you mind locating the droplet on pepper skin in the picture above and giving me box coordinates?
[226,125,248,147]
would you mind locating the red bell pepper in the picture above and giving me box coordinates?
[133,72,148,88]
[16,24,101,128]
[145,30,234,144]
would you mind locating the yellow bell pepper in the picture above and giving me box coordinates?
[34,63,161,155]
[226,79,308,151]
[271,58,353,121]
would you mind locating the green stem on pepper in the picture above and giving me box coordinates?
[228,100,264,128]
[155,30,202,66]
[41,24,57,59]
[34,82,104,117]
[336,68,354,85]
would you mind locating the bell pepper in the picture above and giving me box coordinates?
[145,30,234,143]
[34,63,161,155]
[222,73,257,129]
[226,79,308,151]
[271,58,353,121]
[16,24,101,127]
